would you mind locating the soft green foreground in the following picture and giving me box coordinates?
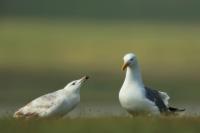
[1,117,200,133]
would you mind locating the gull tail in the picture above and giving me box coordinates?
[13,110,24,118]
[168,106,186,113]
[14,110,38,119]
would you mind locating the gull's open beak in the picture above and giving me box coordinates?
[79,76,89,83]
[122,62,129,71]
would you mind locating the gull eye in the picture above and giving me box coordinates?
[72,82,76,85]
[130,58,134,61]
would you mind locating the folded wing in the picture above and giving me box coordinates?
[14,93,60,118]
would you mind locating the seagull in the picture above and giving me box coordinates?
[13,76,89,119]
[119,53,185,115]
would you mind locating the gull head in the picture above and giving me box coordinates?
[122,53,137,71]
[65,76,89,91]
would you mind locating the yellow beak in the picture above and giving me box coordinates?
[121,62,129,71]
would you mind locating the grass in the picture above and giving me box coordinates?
[1,117,200,133]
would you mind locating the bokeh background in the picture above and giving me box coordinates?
[0,0,200,132]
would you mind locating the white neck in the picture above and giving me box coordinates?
[63,86,80,95]
[123,61,144,88]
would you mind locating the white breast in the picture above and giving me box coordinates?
[119,85,160,115]
[119,85,146,111]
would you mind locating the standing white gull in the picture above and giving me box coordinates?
[14,76,89,119]
[119,53,185,115]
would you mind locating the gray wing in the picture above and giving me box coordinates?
[14,92,61,118]
[145,87,169,113]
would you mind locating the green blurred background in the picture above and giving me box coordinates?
[1,0,200,115]
[1,0,200,132]
[1,20,200,108]
[1,0,200,118]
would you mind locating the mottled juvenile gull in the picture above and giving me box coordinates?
[119,53,185,115]
[14,76,89,119]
